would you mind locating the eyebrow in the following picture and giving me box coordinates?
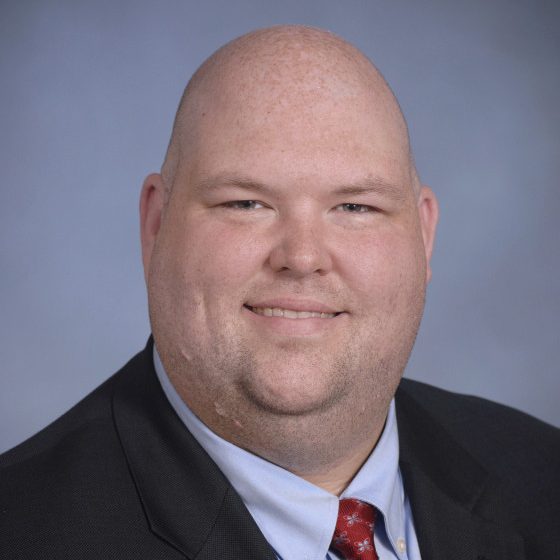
[193,174,408,201]
[194,175,275,196]
[332,177,408,201]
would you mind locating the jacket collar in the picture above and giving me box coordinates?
[395,380,526,560]
[111,340,277,560]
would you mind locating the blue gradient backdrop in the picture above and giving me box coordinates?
[1,0,559,452]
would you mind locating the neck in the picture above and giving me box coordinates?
[292,431,383,495]
[157,346,393,494]
[180,382,392,496]
[220,400,389,496]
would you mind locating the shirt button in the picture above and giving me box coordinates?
[396,538,406,553]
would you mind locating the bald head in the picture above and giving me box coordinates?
[162,25,418,194]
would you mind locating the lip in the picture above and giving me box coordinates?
[244,298,342,314]
[242,303,345,336]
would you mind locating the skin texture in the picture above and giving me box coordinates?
[140,26,438,495]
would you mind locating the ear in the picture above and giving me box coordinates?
[140,173,166,284]
[417,186,439,283]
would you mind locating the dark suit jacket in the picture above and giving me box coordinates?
[1,340,559,559]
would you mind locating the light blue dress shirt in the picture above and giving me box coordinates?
[154,347,421,560]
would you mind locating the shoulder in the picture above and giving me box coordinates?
[397,377,559,451]
[0,373,117,470]
[0,349,166,558]
[396,377,560,517]
[0,346,152,471]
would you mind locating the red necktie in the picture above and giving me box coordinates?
[330,498,379,560]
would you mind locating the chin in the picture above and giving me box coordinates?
[239,370,345,417]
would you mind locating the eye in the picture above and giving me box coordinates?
[336,203,375,213]
[223,200,265,210]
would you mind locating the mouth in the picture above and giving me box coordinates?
[243,304,342,319]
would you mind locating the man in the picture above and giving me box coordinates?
[1,25,558,560]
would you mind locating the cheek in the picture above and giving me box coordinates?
[339,226,425,304]
[167,220,268,296]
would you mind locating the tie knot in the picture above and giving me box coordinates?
[330,498,379,560]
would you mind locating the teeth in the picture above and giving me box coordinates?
[249,306,337,319]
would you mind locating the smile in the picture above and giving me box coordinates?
[244,305,340,319]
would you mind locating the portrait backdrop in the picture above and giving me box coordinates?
[1,0,559,453]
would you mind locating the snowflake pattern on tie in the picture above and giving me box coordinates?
[330,498,379,560]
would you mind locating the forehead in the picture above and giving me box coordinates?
[177,45,411,190]
[188,96,409,188]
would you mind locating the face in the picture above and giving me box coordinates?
[141,75,437,464]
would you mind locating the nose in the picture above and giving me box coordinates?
[268,214,333,277]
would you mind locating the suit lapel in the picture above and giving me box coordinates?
[111,342,276,560]
[396,382,525,560]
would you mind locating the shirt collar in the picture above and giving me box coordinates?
[153,346,405,560]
